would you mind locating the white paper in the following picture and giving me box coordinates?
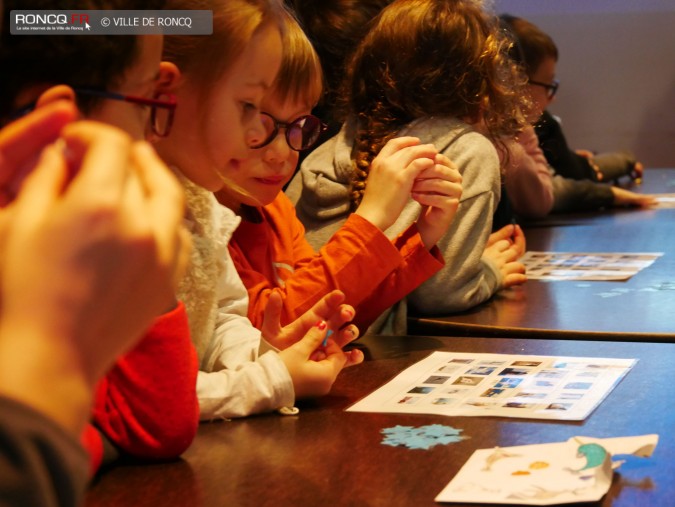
[347,352,635,421]
[521,251,662,281]
[435,434,658,504]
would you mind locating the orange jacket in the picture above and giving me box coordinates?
[228,193,443,331]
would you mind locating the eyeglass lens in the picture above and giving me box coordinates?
[150,93,175,137]
[258,114,324,151]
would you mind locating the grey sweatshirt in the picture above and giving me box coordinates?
[286,116,502,332]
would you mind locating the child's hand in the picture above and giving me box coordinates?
[279,320,364,399]
[487,223,526,257]
[482,224,527,289]
[261,290,359,350]
[610,187,657,208]
[575,149,603,181]
[355,137,438,231]
[412,153,462,249]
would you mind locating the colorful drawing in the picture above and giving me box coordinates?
[575,443,607,471]
[482,447,521,471]
[436,435,658,505]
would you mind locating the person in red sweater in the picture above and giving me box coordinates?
[0,0,199,474]
[216,11,464,335]
[0,102,191,507]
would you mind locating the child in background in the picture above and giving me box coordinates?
[285,0,394,144]
[500,14,657,213]
[288,0,529,324]
[156,0,363,419]
[0,0,198,474]
[216,9,462,333]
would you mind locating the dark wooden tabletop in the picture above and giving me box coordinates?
[85,334,675,507]
[410,169,675,341]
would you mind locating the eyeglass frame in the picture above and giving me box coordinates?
[73,88,177,137]
[251,112,328,152]
[528,79,559,99]
[7,88,177,137]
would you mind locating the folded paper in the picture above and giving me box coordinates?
[435,434,658,505]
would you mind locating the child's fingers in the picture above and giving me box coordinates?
[411,178,462,198]
[418,159,462,183]
[307,290,346,322]
[378,136,421,157]
[332,324,360,348]
[503,272,528,288]
[412,193,460,213]
[323,303,355,335]
[295,320,331,358]
[396,145,438,172]
[512,225,527,256]
[487,224,515,246]
[433,152,456,168]
[261,290,285,336]
[343,348,365,368]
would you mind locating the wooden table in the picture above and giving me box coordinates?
[86,335,674,507]
[410,169,675,341]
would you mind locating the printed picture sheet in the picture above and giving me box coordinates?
[347,352,635,421]
[521,251,662,281]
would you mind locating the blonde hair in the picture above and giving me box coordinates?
[162,0,285,88]
[161,0,286,196]
[270,8,323,108]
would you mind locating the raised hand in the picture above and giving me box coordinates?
[261,290,359,351]
[0,120,189,434]
[412,153,463,249]
[355,136,438,231]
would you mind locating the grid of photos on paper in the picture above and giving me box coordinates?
[358,352,636,421]
[521,252,662,281]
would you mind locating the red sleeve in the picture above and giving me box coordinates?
[91,302,198,462]
[230,195,443,330]
[79,423,103,476]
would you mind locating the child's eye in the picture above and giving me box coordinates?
[240,101,259,119]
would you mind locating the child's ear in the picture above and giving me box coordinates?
[157,61,181,94]
[35,85,76,109]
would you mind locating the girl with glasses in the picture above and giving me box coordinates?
[216,9,463,334]
[288,0,531,326]
[154,0,363,421]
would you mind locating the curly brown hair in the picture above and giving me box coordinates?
[345,0,530,207]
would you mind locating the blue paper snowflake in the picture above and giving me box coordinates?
[381,424,467,450]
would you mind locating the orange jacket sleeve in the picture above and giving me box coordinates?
[229,194,443,329]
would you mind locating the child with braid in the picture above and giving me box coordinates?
[288,0,530,324]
